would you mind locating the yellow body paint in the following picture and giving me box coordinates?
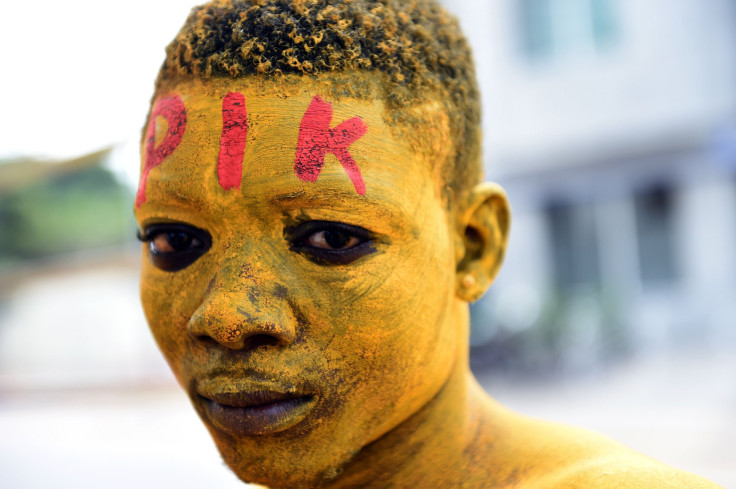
[135,74,722,488]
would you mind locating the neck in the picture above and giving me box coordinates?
[324,357,498,488]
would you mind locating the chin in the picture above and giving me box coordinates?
[204,422,361,489]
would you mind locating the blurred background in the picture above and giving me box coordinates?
[0,0,734,487]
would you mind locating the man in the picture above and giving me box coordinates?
[134,0,722,487]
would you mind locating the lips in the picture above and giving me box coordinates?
[197,388,316,436]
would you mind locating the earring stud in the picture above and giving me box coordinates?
[462,274,476,289]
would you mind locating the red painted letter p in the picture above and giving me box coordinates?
[136,96,187,207]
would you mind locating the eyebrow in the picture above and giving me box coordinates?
[272,189,380,211]
[155,186,205,208]
[271,189,411,232]
[140,182,215,220]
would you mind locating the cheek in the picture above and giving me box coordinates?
[309,213,457,426]
[139,253,211,376]
[350,266,456,388]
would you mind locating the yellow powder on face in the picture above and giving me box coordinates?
[136,74,464,486]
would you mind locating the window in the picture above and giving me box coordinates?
[590,0,618,49]
[545,200,601,292]
[519,0,554,60]
[517,0,619,62]
[634,185,678,286]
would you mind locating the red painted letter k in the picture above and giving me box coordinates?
[294,95,368,195]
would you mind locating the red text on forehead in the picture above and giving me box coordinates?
[218,93,248,190]
[294,95,368,195]
[136,95,187,207]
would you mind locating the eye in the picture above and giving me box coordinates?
[306,229,361,250]
[286,220,376,265]
[137,223,212,272]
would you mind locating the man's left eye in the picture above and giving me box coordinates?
[305,229,361,250]
[286,221,375,265]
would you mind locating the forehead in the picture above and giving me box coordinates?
[134,75,452,229]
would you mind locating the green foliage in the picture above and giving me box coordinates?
[0,164,134,263]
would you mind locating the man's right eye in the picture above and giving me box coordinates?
[137,223,212,272]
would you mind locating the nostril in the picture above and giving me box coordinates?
[242,334,282,350]
[190,330,283,350]
[188,307,296,350]
[190,332,220,347]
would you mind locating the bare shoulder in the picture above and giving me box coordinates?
[488,407,723,489]
[530,453,725,489]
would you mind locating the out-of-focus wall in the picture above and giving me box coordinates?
[447,0,736,170]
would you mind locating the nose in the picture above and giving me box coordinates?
[188,277,296,350]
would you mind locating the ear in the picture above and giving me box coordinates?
[455,182,511,302]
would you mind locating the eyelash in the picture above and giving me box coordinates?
[286,220,376,265]
[137,223,212,272]
[137,220,375,271]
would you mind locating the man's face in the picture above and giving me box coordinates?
[134,75,464,486]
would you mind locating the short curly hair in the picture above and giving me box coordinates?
[155,0,481,199]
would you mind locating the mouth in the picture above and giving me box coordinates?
[197,389,316,436]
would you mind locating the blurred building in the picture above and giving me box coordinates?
[439,0,736,372]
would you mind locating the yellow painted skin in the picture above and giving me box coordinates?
[135,74,722,489]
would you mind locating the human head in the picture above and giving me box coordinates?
[136,1,509,487]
